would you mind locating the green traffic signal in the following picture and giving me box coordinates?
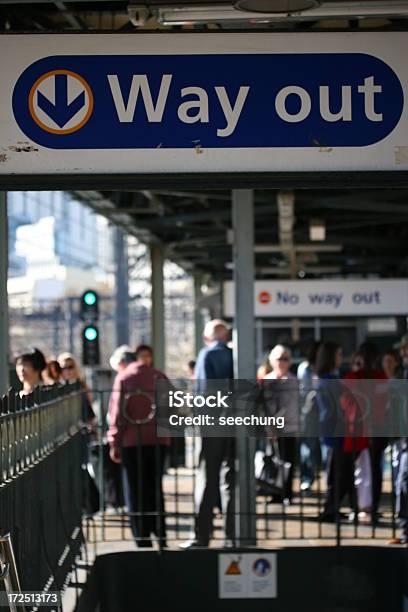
[84,326,98,342]
[80,289,99,322]
[80,290,100,365]
[83,291,97,306]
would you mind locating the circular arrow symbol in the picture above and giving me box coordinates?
[29,69,93,134]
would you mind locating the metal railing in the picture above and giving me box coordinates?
[86,386,403,550]
[0,533,24,612]
[0,383,84,600]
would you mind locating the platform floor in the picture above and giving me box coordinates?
[85,466,401,551]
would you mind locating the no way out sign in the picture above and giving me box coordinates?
[1,33,408,174]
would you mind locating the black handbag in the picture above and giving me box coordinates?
[255,441,291,497]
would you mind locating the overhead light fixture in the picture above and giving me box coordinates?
[158,2,408,25]
[309,219,326,241]
[235,0,319,13]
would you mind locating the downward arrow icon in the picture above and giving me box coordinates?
[37,73,86,128]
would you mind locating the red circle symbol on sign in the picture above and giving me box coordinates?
[258,291,271,304]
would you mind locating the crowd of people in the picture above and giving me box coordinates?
[10,323,408,549]
[256,333,408,546]
[14,347,94,419]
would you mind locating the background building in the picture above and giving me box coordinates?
[7,191,195,376]
[8,190,113,276]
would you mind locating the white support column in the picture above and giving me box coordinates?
[0,192,9,395]
[150,244,165,372]
[232,189,257,546]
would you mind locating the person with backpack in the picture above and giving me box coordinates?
[108,350,170,547]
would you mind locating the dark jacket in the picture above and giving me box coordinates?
[195,341,234,385]
[316,373,344,447]
[108,361,170,449]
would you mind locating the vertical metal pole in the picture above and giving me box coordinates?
[255,318,263,366]
[193,273,204,357]
[232,189,256,546]
[68,297,75,355]
[314,317,321,342]
[150,244,165,372]
[0,192,9,395]
[115,227,130,346]
[53,305,60,356]
[356,318,366,349]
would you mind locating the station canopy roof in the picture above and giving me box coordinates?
[70,187,408,280]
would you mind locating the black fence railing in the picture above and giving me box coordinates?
[0,383,84,597]
[86,386,402,550]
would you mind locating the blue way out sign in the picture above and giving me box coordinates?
[13,52,403,150]
[2,33,408,173]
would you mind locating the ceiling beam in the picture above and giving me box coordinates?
[54,1,85,28]
[258,266,342,275]
[306,199,408,215]
[255,243,343,253]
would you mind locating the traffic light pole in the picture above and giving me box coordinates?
[0,192,9,395]
[68,297,75,355]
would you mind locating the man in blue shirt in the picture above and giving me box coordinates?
[195,322,234,385]
[181,319,234,549]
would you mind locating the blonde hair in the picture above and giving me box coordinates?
[268,344,292,364]
[58,352,92,405]
[57,352,85,383]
